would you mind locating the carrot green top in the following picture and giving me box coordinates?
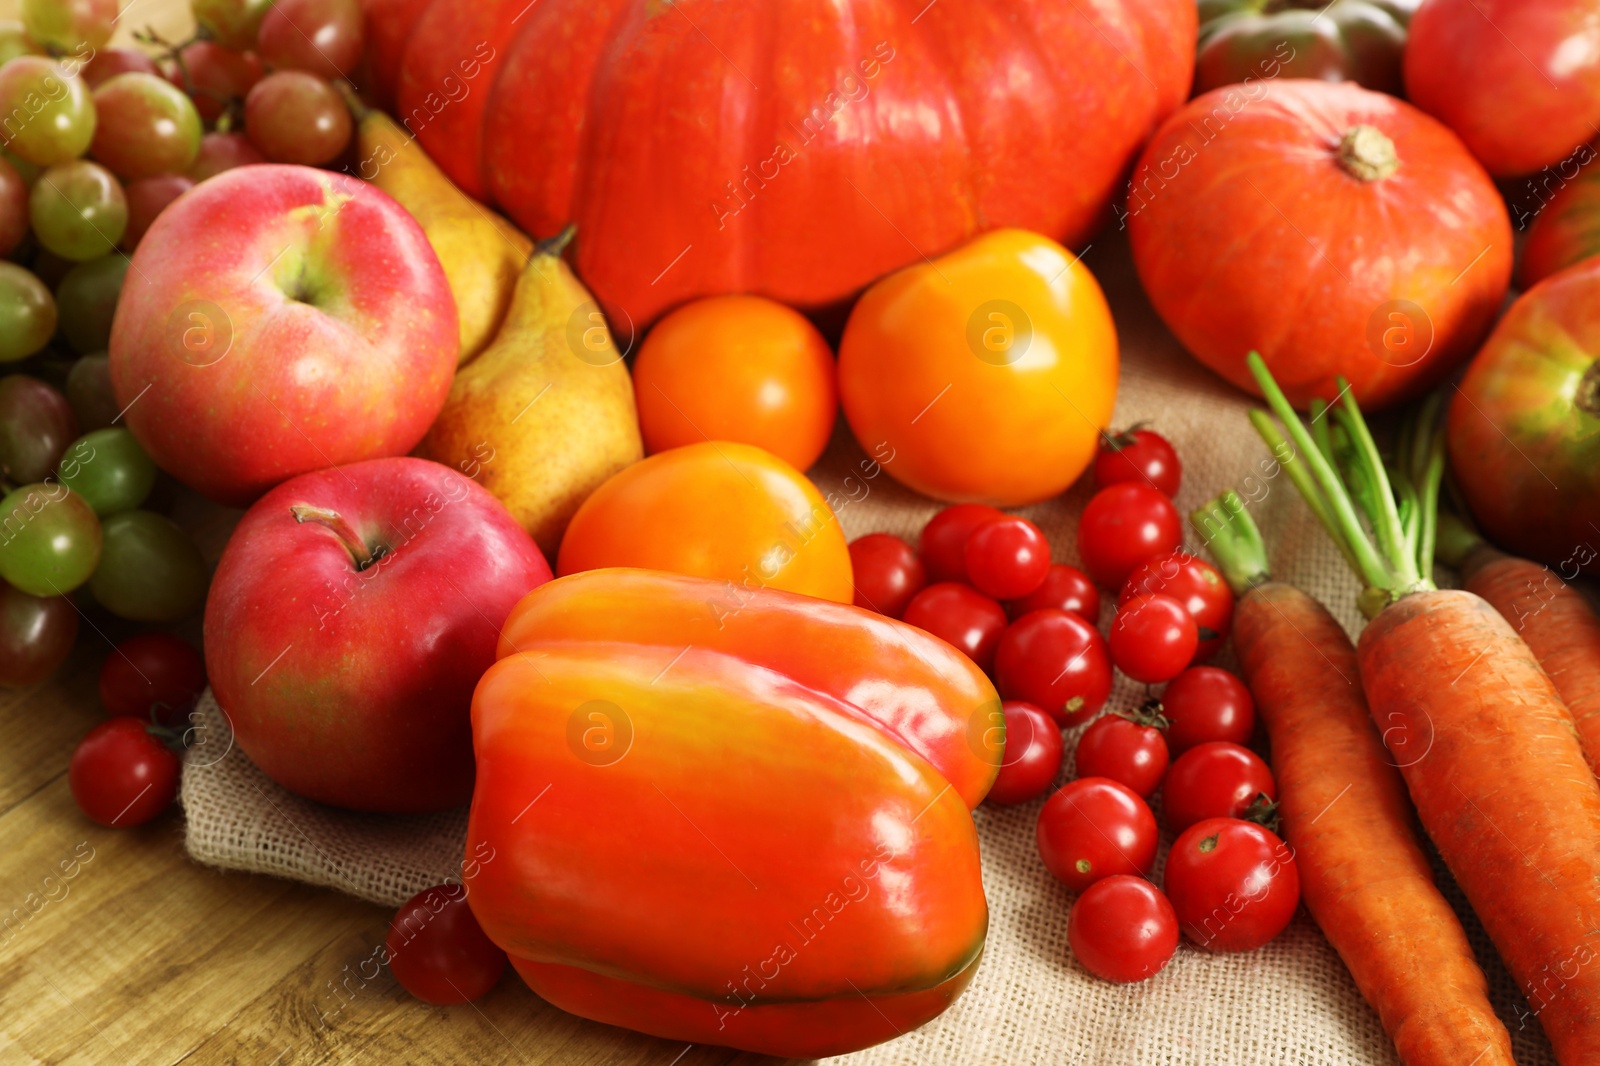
[1196,352,1446,620]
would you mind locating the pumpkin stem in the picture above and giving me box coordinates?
[1578,361,1600,418]
[1337,125,1400,182]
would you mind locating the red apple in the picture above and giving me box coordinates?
[204,457,550,812]
[108,164,458,506]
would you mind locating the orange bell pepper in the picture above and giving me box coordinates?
[468,568,998,1057]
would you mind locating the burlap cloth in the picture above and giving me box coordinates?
[182,238,1559,1065]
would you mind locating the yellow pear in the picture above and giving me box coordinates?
[356,107,531,364]
[422,230,644,555]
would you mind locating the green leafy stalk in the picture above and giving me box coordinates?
[1243,353,1441,617]
[1190,491,1271,596]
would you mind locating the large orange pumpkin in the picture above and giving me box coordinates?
[363,0,1196,326]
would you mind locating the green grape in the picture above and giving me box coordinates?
[0,262,55,363]
[56,427,155,516]
[87,509,207,622]
[29,160,125,260]
[22,0,118,54]
[55,254,126,353]
[0,373,77,483]
[64,353,117,430]
[0,483,100,596]
[0,20,43,68]
[2,146,41,184]
[90,73,202,181]
[0,57,95,167]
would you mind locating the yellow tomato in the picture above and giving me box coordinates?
[632,295,838,471]
[556,440,853,603]
[838,228,1118,506]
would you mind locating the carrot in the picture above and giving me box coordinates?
[1437,513,1600,777]
[1244,352,1600,1064]
[1195,496,1513,1066]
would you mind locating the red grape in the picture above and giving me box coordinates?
[0,580,78,685]
[187,131,265,182]
[90,73,203,180]
[244,70,352,165]
[0,373,77,482]
[165,41,264,124]
[81,48,161,88]
[0,153,27,256]
[121,173,194,250]
[258,0,365,81]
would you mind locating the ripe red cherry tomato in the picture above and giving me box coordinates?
[1074,709,1170,798]
[1068,874,1179,983]
[1076,483,1183,589]
[1094,426,1182,498]
[387,883,508,1004]
[985,700,1063,806]
[1119,552,1234,660]
[69,717,180,827]
[1004,562,1100,623]
[1161,667,1256,755]
[964,515,1050,600]
[918,503,1005,583]
[848,533,927,618]
[1163,741,1276,834]
[1036,777,1158,893]
[993,608,1112,726]
[99,633,207,727]
[901,581,1008,673]
[1109,594,1198,684]
[1164,817,1299,953]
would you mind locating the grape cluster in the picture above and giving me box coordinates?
[0,0,377,687]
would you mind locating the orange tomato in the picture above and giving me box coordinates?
[838,228,1118,506]
[556,440,853,603]
[632,295,837,471]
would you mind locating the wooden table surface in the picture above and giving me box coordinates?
[0,3,787,1064]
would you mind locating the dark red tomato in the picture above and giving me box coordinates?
[387,883,508,1004]
[1075,710,1170,798]
[69,717,180,827]
[901,581,1008,673]
[1005,562,1100,624]
[1165,817,1300,953]
[986,701,1064,806]
[993,608,1112,726]
[918,503,1005,583]
[1163,741,1276,835]
[848,532,926,619]
[1076,483,1183,590]
[1068,874,1179,983]
[965,515,1051,600]
[1119,552,1234,660]
[1161,667,1256,755]
[1036,777,1158,893]
[99,633,207,728]
[1094,426,1182,498]
[1108,594,1198,684]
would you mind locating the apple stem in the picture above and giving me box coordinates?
[290,504,379,569]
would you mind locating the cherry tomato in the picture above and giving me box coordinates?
[1120,552,1234,660]
[1108,594,1198,684]
[901,581,1008,673]
[1163,741,1276,835]
[631,295,838,472]
[964,515,1050,600]
[1165,817,1299,953]
[1004,562,1100,623]
[848,533,926,619]
[386,883,508,1005]
[993,608,1112,726]
[1076,483,1183,589]
[918,503,1004,583]
[1036,777,1158,893]
[98,633,206,727]
[1094,426,1182,498]
[68,717,180,827]
[1068,874,1179,983]
[1074,708,1169,798]
[1161,666,1256,755]
[986,700,1063,806]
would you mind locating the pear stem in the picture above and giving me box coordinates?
[540,224,578,259]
